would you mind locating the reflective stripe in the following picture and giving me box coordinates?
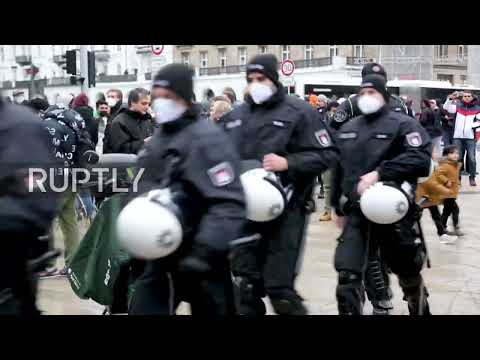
[230,234,262,247]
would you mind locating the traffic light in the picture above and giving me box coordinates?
[87,51,96,88]
[62,50,77,75]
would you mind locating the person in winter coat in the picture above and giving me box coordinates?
[416,162,458,244]
[419,99,442,159]
[72,93,98,147]
[105,88,154,155]
[443,91,480,186]
[437,145,464,237]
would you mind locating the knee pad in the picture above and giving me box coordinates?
[337,271,364,315]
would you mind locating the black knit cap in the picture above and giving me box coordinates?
[152,64,195,103]
[361,62,387,80]
[246,54,279,84]
[360,74,390,101]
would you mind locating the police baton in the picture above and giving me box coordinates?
[415,197,431,268]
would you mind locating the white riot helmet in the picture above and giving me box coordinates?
[116,189,183,259]
[360,182,410,224]
[240,167,289,222]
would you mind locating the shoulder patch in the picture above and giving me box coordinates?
[406,132,422,147]
[315,129,332,147]
[334,110,348,123]
[207,162,235,187]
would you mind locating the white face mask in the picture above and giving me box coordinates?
[106,97,118,108]
[249,82,276,104]
[357,95,385,115]
[152,98,187,124]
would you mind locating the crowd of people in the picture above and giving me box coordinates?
[1,55,479,316]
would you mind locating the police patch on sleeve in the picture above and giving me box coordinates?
[334,110,347,123]
[207,162,235,187]
[405,132,423,147]
[315,129,332,147]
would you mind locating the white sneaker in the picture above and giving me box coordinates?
[439,234,457,244]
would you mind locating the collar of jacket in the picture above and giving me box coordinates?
[162,106,199,133]
[246,86,286,110]
[123,108,152,121]
[363,105,390,121]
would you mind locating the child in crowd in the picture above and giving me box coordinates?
[416,145,463,243]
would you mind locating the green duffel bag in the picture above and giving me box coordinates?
[67,194,131,306]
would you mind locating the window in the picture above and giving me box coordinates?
[103,45,108,51]
[238,47,247,65]
[437,74,454,84]
[103,64,108,75]
[218,48,226,67]
[282,45,290,61]
[353,45,364,58]
[460,75,467,83]
[117,45,122,52]
[329,45,338,58]
[117,64,121,75]
[259,45,268,54]
[304,45,313,60]
[200,51,208,68]
[181,52,190,65]
[436,45,448,58]
[457,45,464,59]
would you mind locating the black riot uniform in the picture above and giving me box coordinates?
[331,75,432,315]
[331,63,407,314]
[128,64,246,315]
[0,99,60,315]
[219,54,339,315]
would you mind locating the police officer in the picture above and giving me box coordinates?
[128,64,246,315]
[0,96,59,315]
[331,63,408,131]
[331,62,404,315]
[331,74,432,315]
[219,54,338,315]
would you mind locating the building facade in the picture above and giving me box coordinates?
[0,45,474,102]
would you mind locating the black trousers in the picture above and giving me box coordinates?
[230,204,309,315]
[129,259,236,315]
[334,208,428,315]
[0,231,40,315]
[442,198,459,228]
[425,206,446,236]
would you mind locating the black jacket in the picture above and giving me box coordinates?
[331,94,408,130]
[0,102,60,234]
[331,106,432,215]
[136,106,246,263]
[74,105,98,146]
[42,105,89,168]
[219,90,339,205]
[105,108,154,155]
[420,107,442,138]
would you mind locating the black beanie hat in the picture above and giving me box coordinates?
[153,64,194,103]
[360,74,390,101]
[361,62,387,80]
[246,54,279,84]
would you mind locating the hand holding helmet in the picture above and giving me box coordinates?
[360,182,410,224]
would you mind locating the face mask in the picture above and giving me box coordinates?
[249,82,275,104]
[106,97,118,108]
[357,95,384,115]
[152,98,187,124]
[99,111,109,117]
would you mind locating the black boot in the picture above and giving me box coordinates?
[399,275,431,316]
